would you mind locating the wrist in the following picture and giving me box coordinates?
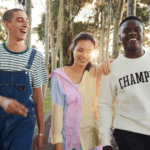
[0,96,3,107]
[38,126,45,134]
[38,133,45,136]
[1,98,12,109]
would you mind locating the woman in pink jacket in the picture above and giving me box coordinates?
[48,32,112,150]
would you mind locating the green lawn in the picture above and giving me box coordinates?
[43,88,51,115]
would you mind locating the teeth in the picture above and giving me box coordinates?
[129,38,137,41]
[20,30,26,33]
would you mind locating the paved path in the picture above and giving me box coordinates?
[30,111,118,150]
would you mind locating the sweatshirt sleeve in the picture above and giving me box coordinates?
[98,74,116,147]
[48,76,65,144]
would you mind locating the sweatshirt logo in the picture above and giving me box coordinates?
[119,71,149,89]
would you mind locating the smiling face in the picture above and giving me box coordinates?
[120,19,144,52]
[73,40,94,67]
[4,11,29,41]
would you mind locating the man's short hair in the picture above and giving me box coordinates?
[120,16,142,27]
[3,8,24,22]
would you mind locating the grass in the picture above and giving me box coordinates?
[43,88,51,115]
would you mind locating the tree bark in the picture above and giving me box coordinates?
[112,0,125,59]
[148,4,150,25]
[106,3,111,59]
[127,0,136,16]
[42,0,50,99]
[60,2,64,68]
[67,0,73,58]
[25,0,32,45]
[50,0,64,73]
[99,11,104,63]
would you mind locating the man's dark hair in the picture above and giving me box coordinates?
[3,8,24,22]
[120,16,142,27]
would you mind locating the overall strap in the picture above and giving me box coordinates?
[26,49,37,69]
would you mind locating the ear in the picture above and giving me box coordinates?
[119,34,121,41]
[3,21,10,31]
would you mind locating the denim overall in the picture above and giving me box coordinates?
[0,49,36,150]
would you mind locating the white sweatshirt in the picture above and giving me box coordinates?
[98,51,150,147]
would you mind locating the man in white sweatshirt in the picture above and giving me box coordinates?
[98,16,150,150]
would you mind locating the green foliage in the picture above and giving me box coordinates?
[33,13,45,43]
[0,7,8,42]
[18,0,25,6]
[34,0,150,66]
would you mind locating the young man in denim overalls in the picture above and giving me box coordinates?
[0,9,48,150]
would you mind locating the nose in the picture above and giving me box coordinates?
[129,30,136,35]
[83,52,88,58]
[23,20,29,28]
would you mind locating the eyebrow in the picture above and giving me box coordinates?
[78,47,93,51]
[17,17,29,21]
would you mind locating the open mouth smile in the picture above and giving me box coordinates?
[79,58,88,62]
[20,29,27,34]
[128,38,138,42]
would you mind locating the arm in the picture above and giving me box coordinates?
[91,58,114,78]
[51,102,63,150]
[32,87,45,135]
[0,95,28,117]
[98,74,116,149]
[32,87,45,150]
[48,76,65,150]
[100,58,114,75]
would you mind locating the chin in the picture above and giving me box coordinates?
[17,37,26,42]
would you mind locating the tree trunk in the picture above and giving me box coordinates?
[106,3,111,59]
[127,0,136,16]
[42,0,50,99]
[148,4,150,25]
[99,11,104,63]
[50,0,64,73]
[60,2,64,68]
[49,0,55,73]
[67,0,73,57]
[25,0,32,45]
[112,0,125,59]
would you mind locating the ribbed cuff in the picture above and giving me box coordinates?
[101,136,112,147]
[50,135,63,144]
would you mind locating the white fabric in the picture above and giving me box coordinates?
[98,51,150,146]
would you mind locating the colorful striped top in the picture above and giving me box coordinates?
[48,66,102,150]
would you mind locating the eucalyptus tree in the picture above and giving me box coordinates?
[127,0,136,16]
[25,0,32,45]
[111,0,125,59]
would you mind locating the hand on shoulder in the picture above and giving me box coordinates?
[100,58,114,75]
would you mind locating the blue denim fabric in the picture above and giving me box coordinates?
[0,49,37,150]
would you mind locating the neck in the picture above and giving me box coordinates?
[5,38,27,52]
[124,47,144,58]
[71,63,86,74]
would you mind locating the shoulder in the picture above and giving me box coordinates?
[29,48,45,65]
[110,54,124,67]
[50,68,62,77]
[89,65,100,78]
[34,49,44,60]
